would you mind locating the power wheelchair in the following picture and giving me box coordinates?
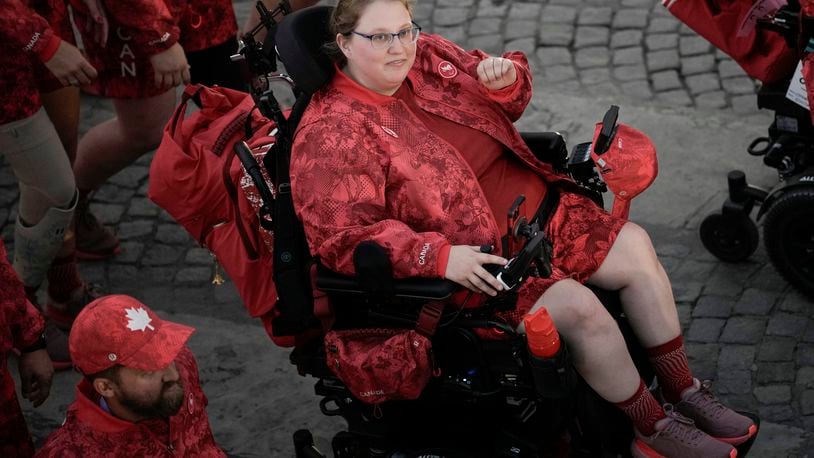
[232,4,758,456]
[698,0,814,298]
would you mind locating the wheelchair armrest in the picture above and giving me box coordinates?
[521,132,568,172]
[315,264,457,300]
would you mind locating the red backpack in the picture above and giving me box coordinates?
[148,84,297,346]
[664,0,798,83]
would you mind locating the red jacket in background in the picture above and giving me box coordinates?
[0,239,46,457]
[69,0,180,57]
[168,0,238,52]
[36,347,225,458]
[0,0,62,125]
[291,33,582,281]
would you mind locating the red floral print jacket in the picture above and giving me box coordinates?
[169,0,238,52]
[36,347,225,458]
[0,238,45,457]
[291,33,581,279]
[0,0,62,124]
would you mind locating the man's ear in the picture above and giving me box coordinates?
[93,377,117,398]
[336,33,352,57]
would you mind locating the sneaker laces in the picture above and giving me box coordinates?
[657,404,705,446]
[685,380,727,419]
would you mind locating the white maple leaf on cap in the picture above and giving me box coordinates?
[125,307,155,332]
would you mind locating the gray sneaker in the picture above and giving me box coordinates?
[675,378,758,446]
[631,404,736,458]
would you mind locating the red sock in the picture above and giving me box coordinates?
[46,255,82,303]
[614,379,665,436]
[646,335,694,404]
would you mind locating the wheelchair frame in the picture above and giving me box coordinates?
[698,2,814,298]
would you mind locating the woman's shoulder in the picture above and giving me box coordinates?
[298,85,376,131]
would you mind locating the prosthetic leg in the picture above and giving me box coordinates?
[12,191,78,292]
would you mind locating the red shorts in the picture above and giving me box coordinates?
[72,11,166,99]
[499,190,627,327]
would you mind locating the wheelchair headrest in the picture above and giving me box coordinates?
[275,6,336,95]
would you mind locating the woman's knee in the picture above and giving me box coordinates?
[541,280,616,337]
[616,223,657,263]
[113,90,176,149]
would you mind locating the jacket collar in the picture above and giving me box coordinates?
[73,379,140,433]
[331,63,411,106]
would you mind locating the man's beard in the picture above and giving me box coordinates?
[118,380,185,419]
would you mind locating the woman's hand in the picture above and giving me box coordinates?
[444,245,508,296]
[44,40,98,87]
[477,57,517,91]
[150,43,191,89]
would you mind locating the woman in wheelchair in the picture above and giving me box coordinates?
[288,0,756,456]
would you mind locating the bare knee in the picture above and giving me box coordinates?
[591,222,665,289]
[113,90,176,151]
[540,280,617,339]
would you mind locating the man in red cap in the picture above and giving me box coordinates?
[36,295,225,457]
[1,238,54,457]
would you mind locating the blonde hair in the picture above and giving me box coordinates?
[324,0,415,66]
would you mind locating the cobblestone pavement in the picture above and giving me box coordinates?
[415,0,762,113]
[3,0,813,455]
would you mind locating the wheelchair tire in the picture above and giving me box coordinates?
[699,212,759,263]
[763,187,814,298]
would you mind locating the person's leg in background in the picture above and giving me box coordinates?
[39,86,102,329]
[1,109,79,370]
[71,89,177,260]
[69,0,190,260]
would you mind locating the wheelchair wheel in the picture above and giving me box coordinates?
[700,213,759,262]
[763,188,814,298]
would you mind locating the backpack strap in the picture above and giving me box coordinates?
[168,84,205,144]
[222,145,260,261]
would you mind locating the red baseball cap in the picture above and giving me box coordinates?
[69,295,195,375]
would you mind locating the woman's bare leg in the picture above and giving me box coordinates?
[527,278,641,403]
[40,86,80,165]
[73,89,176,192]
[588,222,681,347]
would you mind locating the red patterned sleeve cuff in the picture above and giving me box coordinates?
[35,30,61,63]
[436,243,451,278]
[484,63,523,102]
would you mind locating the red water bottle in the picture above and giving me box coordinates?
[525,306,573,398]
[524,307,561,358]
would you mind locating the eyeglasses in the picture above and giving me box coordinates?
[350,23,422,49]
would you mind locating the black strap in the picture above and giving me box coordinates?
[531,186,560,232]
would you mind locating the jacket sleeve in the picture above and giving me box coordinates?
[0,241,44,351]
[427,34,532,122]
[70,0,180,56]
[291,121,451,279]
[1,0,61,62]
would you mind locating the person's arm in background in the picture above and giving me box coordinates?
[1,0,97,86]
[0,240,53,407]
[241,0,320,42]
